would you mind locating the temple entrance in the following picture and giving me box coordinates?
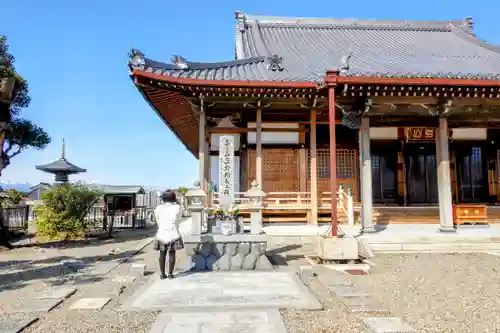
[456,146,488,203]
[371,145,398,204]
[405,143,438,204]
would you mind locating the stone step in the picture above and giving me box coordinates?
[362,317,416,333]
[340,296,389,313]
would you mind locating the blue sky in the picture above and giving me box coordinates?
[2,0,499,188]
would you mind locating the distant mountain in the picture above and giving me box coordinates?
[0,183,33,192]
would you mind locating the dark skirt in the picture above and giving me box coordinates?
[154,238,184,251]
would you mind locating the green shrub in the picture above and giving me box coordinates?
[35,183,103,240]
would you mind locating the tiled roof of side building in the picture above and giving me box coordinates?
[129,13,500,82]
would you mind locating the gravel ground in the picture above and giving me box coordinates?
[19,244,159,333]
[5,235,500,333]
[281,275,369,333]
[353,253,500,333]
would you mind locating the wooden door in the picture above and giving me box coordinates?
[306,148,359,200]
[456,146,488,203]
[247,148,300,192]
[371,146,398,204]
[406,143,438,204]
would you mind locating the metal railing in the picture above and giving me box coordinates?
[2,205,29,231]
[24,204,150,231]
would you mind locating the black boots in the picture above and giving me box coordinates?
[159,250,176,279]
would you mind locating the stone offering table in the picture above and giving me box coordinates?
[184,184,271,271]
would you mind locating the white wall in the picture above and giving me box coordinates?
[369,127,399,140]
[451,128,487,140]
[247,122,299,144]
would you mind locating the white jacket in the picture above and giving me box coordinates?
[154,203,182,244]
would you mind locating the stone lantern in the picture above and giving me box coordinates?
[244,180,266,234]
[185,187,206,235]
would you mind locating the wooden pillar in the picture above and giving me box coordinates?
[328,87,338,236]
[436,117,455,232]
[256,105,263,186]
[205,140,211,205]
[359,117,375,232]
[310,108,318,225]
[198,96,206,190]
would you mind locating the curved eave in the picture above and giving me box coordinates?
[335,75,500,87]
[131,69,318,89]
[133,81,200,157]
[133,68,500,90]
[35,166,86,174]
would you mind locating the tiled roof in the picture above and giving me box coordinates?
[35,158,86,174]
[129,13,500,82]
[98,185,146,195]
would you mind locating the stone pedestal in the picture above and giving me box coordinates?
[316,235,359,261]
[184,234,272,271]
[207,217,244,234]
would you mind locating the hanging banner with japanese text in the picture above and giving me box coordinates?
[218,135,235,204]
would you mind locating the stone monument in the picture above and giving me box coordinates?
[183,135,271,271]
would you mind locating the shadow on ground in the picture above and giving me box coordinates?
[0,241,152,292]
[266,244,304,267]
[10,227,156,250]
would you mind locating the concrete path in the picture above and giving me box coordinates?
[121,271,321,312]
[149,310,287,333]
[120,270,321,332]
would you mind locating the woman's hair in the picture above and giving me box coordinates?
[161,190,177,203]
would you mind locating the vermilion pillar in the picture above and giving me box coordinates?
[328,86,338,236]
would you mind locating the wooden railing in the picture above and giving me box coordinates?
[213,191,348,209]
[212,190,356,224]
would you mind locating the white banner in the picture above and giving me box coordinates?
[218,135,235,204]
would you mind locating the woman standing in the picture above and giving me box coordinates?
[154,190,184,279]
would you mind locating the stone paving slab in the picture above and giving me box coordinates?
[313,266,354,287]
[0,316,39,333]
[69,297,111,310]
[340,297,389,313]
[362,317,416,333]
[121,271,322,312]
[34,287,77,299]
[11,299,63,313]
[329,286,371,297]
[83,284,125,297]
[111,275,136,284]
[149,310,287,333]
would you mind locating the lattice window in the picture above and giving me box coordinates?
[307,149,358,179]
[247,148,300,192]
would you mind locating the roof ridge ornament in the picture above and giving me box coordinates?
[61,137,66,160]
[266,54,284,71]
[235,10,247,32]
[464,17,474,32]
[171,55,189,69]
[128,49,145,69]
[339,52,352,75]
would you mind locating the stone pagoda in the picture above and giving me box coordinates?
[35,138,86,184]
